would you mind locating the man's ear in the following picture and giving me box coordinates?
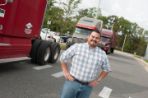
[86,36,89,41]
[85,37,88,42]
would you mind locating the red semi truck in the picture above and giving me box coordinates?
[66,17,116,54]
[0,0,60,65]
[99,29,116,54]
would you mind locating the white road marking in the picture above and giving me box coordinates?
[52,71,64,78]
[98,86,112,98]
[33,65,52,70]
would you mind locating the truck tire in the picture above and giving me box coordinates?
[49,42,60,63]
[36,41,52,65]
[30,39,42,64]
[106,48,111,54]
[110,48,114,53]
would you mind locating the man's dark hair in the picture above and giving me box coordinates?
[92,29,101,36]
[95,29,101,34]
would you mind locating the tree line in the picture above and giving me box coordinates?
[43,0,147,56]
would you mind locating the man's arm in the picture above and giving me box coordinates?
[89,52,111,87]
[61,62,74,81]
[89,71,108,87]
[60,44,77,81]
[97,71,108,82]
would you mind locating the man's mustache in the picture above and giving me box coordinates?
[90,40,97,44]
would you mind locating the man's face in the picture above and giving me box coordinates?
[87,31,100,48]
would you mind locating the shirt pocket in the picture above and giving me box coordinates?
[92,57,99,66]
[72,51,82,63]
[92,54,103,69]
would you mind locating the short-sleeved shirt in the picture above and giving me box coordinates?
[60,43,111,82]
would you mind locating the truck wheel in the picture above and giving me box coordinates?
[49,42,60,63]
[110,48,114,53]
[106,48,111,54]
[36,41,52,65]
[30,39,42,63]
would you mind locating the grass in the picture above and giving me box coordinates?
[60,43,66,50]
[145,60,148,63]
[134,54,148,64]
[134,54,141,59]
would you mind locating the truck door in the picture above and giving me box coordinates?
[0,0,19,58]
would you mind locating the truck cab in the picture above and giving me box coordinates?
[99,29,116,54]
[66,17,103,47]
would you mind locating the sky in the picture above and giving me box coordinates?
[78,0,148,30]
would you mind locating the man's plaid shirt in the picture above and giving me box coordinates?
[60,43,111,82]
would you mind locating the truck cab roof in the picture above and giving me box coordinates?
[76,17,103,32]
[101,29,113,38]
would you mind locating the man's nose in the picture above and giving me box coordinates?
[93,37,97,40]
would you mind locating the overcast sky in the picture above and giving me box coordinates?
[79,0,148,30]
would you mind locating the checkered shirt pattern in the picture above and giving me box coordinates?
[60,43,111,82]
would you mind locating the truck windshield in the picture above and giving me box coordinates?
[74,27,92,35]
[101,36,111,42]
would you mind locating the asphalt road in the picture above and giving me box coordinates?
[0,51,148,98]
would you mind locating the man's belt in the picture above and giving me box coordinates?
[73,77,89,85]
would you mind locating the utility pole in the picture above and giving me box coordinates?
[144,30,148,60]
[144,43,148,60]
[97,0,102,17]
[121,34,127,51]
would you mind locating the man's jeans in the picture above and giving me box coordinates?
[60,80,92,98]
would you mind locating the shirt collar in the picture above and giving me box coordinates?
[85,42,97,51]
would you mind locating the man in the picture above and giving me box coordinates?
[60,30,111,98]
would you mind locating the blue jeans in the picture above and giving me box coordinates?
[60,80,93,98]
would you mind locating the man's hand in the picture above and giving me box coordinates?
[89,80,100,87]
[61,62,74,81]
[63,70,74,81]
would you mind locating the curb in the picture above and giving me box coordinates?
[115,50,148,72]
[114,50,133,57]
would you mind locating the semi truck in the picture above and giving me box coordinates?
[99,29,116,54]
[66,16,116,54]
[0,0,60,65]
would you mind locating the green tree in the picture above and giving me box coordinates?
[49,7,64,32]
[76,7,98,21]
[61,0,81,18]
[58,0,81,34]
[43,0,65,34]
[97,16,108,28]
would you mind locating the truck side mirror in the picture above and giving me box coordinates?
[7,0,13,3]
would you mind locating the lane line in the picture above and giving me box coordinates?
[52,71,64,78]
[98,86,112,98]
[33,65,52,70]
